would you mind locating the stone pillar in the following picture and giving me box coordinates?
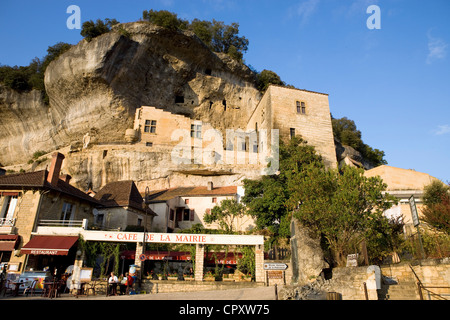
[194,244,205,281]
[134,242,143,278]
[255,244,265,283]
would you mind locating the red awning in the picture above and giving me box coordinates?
[21,236,78,256]
[120,250,242,264]
[0,235,19,251]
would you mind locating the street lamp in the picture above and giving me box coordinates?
[141,186,150,282]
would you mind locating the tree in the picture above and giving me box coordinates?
[80,18,119,41]
[292,165,398,266]
[142,10,249,62]
[242,136,323,238]
[203,199,249,234]
[142,10,188,30]
[255,69,285,92]
[422,181,450,234]
[332,116,387,167]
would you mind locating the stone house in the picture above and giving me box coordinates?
[364,165,442,235]
[246,85,337,169]
[148,182,253,233]
[93,180,156,231]
[0,152,101,273]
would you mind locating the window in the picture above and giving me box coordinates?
[169,209,175,221]
[144,120,157,133]
[146,142,153,147]
[0,196,18,222]
[137,218,142,226]
[190,124,202,139]
[185,199,189,204]
[296,101,306,114]
[175,96,185,104]
[60,202,74,222]
[180,208,195,221]
[290,128,296,139]
[212,197,217,203]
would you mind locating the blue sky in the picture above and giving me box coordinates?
[1,0,449,183]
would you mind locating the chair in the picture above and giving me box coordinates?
[23,280,38,297]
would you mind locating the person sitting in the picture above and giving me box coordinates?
[119,273,128,295]
[107,272,118,296]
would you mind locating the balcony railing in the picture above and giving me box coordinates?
[38,219,88,229]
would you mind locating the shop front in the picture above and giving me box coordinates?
[20,235,79,278]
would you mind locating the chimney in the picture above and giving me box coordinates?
[47,152,65,186]
[207,181,213,191]
[60,174,72,184]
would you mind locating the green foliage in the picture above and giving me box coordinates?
[235,246,255,277]
[293,165,398,266]
[255,69,284,92]
[142,10,248,62]
[0,42,72,102]
[80,18,119,41]
[142,10,188,30]
[242,136,323,239]
[422,181,450,234]
[332,116,387,167]
[204,199,248,234]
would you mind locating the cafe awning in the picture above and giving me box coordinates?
[21,235,78,256]
[0,235,19,251]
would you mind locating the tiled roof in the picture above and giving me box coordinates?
[94,180,156,215]
[0,170,101,205]
[148,186,237,202]
[0,170,47,187]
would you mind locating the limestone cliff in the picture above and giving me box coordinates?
[0,22,263,190]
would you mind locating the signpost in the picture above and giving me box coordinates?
[409,195,425,259]
[263,263,288,270]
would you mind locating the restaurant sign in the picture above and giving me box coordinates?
[80,230,264,246]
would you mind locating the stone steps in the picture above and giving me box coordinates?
[381,281,419,300]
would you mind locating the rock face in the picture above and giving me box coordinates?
[0,22,262,189]
[290,219,329,284]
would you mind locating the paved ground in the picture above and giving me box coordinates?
[1,285,277,300]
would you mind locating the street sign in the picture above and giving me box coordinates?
[263,263,288,270]
[139,254,147,262]
[409,195,420,227]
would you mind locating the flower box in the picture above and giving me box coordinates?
[204,277,215,282]
[167,277,178,281]
[184,277,195,281]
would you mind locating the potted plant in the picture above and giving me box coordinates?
[203,271,215,281]
[222,274,235,282]
[167,273,178,281]
[184,274,195,281]
[157,273,163,280]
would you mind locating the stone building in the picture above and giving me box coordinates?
[0,152,100,274]
[364,165,442,234]
[148,182,252,233]
[93,180,157,231]
[247,85,337,169]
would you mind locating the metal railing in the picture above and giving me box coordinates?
[38,219,86,228]
[409,264,449,300]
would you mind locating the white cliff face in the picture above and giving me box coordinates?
[0,22,263,190]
